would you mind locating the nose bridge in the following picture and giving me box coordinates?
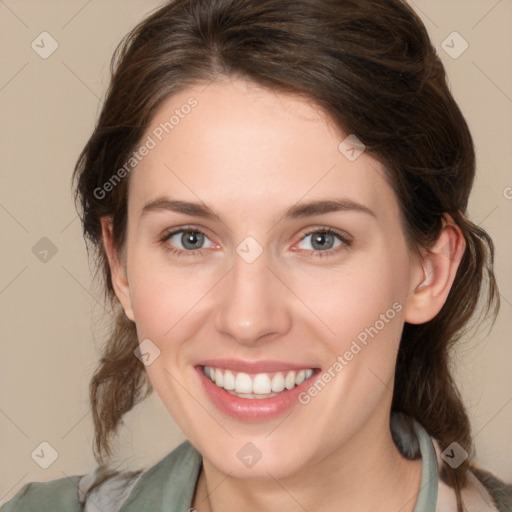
[214,247,291,344]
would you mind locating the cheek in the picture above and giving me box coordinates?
[126,246,216,341]
[291,252,408,354]
[291,259,407,431]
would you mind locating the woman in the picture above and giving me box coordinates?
[2,0,510,511]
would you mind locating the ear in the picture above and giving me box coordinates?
[404,215,466,324]
[100,216,135,322]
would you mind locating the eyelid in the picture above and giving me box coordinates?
[294,226,352,245]
[160,224,214,241]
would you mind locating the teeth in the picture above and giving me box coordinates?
[223,370,235,390]
[285,371,296,390]
[253,373,271,394]
[271,373,285,392]
[203,366,316,396]
[214,368,223,388]
[235,372,253,394]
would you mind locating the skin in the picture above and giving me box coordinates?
[102,77,465,512]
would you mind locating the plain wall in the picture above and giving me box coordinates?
[1,0,511,503]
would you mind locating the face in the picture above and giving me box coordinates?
[111,77,422,479]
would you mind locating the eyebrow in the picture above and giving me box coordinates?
[141,197,222,221]
[140,197,376,221]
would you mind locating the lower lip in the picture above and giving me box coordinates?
[196,366,318,421]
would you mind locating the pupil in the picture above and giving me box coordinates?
[182,231,203,249]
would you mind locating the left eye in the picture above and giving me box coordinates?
[296,230,345,251]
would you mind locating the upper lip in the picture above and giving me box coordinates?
[197,358,319,373]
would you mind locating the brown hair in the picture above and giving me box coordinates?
[73,0,499,508]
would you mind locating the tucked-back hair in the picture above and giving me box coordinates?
[73,0,499,508]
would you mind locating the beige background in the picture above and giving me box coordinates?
[1,0,511,504]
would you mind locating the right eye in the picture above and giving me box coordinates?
[159,228,217,256]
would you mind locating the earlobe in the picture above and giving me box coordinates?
[100,216,135,322]
[404,216,465,325]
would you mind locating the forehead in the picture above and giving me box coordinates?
[129,78,398,224]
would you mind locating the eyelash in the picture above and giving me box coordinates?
[157,226,352,259]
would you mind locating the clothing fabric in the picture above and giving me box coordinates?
[1,417,509,511]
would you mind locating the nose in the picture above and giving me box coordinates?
[214,250,292,346]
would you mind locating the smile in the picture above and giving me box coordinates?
[203,365,315,398]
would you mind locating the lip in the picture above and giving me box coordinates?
[195,361,320,421]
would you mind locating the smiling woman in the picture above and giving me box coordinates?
[2,0,510,511]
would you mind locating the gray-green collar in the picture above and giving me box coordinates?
[412,419,438,511]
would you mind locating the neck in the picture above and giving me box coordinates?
[192,413,423,512]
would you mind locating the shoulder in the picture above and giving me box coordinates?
[80,440,202,512]
[0,475,82,512]
[1,441,201,512]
